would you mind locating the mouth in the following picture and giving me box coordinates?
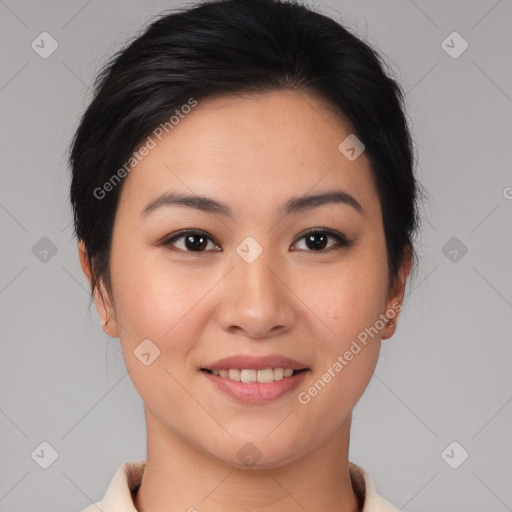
[199,354,310,401]
[200,367,308,384]
[200,367,310,402]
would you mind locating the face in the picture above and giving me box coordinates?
[80,90,410,468]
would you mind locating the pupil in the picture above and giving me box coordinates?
[306,233,327,250]
[186,234,207,251]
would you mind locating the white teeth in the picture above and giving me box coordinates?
[240,369,257,383]
[228,369,241,381]
[274,368,284,380]
[257,368,274,383]
[208,367,300,383]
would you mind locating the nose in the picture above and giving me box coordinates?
[215,245,296,339]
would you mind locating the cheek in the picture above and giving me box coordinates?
[305,246,388,406]
[299,251,388,347]
[294,259,386,428]
[109,245,209,413]
[110,239,209,339]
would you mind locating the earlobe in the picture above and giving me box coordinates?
[93,283,119,337]
[77,240,119,338]
[383,247,413,340]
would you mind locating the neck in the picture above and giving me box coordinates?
[134,409,361,512]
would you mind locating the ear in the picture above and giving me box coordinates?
[382,246,413,340]
[78,240,119,337]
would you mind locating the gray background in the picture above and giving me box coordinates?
[1,0,511,511]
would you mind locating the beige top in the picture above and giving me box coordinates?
[81,459,398,512]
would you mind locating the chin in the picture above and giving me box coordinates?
[206,436,306,470]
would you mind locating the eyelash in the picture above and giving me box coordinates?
[161,228,352,254]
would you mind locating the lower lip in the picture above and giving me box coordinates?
[200,370,309,403]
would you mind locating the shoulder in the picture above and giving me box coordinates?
[349,461,399,512]
[78,460,146,512]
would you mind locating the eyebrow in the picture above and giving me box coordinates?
[141,190,365,219]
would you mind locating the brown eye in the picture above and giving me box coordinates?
[291,229,352,252]
[162,230,220,252]
[161,228,351,254]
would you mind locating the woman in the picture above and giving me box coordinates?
[70,0,424,510]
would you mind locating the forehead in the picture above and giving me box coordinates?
[117,90,380,220]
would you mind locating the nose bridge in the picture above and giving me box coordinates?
[217,237,294,336]
[234,237,283,305]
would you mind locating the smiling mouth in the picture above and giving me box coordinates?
[201,368,308,384]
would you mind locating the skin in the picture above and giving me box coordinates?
[79,90,412,512]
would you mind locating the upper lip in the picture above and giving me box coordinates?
[201,354,309,371]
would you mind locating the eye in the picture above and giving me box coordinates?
[161,230,221,252]
[291,228,352,252]
[161,228,352,253]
